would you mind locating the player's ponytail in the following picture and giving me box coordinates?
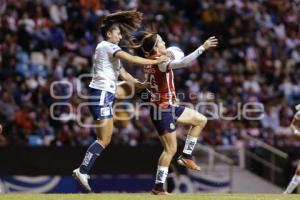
[130,31,158,58]
[100,10,142,45]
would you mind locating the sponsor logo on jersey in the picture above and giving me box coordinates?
[144,65,156,73]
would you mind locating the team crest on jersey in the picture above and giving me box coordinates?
[170,123,175,130]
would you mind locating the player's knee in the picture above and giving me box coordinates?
[96,138,110,147]
[194,114,207,127]
[165,143,177,156]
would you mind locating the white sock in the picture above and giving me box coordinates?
[183,135,198,155]
[284,175,300,194]
[155,166,169,184]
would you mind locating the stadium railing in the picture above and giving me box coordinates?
[194,144,234,193]
[241,134,289,186]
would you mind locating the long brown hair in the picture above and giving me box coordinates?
[100,10,142,45]
[131,31,158,57]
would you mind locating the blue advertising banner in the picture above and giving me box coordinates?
[0,175,154,193]
[0,172,230,193]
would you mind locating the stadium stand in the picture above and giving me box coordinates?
[0,0,299,150]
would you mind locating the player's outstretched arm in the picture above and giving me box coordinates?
[119,67,150,90]
[163,36,218,70]
[115,51,168,66]
[119,67,139,83]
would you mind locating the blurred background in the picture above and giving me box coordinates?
[0,0,300,194]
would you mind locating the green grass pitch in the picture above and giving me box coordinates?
[0,193,300,200]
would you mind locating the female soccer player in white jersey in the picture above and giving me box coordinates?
[133,32,218,195]
[284,104,300,194]
[72,10,167,193]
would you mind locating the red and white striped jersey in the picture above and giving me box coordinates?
[143,54,176,108]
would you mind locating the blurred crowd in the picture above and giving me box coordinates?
[0,0,300,148]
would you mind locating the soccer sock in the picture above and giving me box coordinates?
[182,135,198,157]
[79,141,104,174]
[154,166,169,190]
[284,175,300,194]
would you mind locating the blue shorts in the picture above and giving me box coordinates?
[88,88,115,120]
[150,105,185,135]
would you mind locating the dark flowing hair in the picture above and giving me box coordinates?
[131,31,158,58]
[100,10,143,45]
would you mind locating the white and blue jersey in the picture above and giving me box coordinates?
[88,41,121,120]
[89,41,122,94]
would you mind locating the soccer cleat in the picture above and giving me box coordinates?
[177,155,201,171]
[151,189,170,195]
[72,168,93,193]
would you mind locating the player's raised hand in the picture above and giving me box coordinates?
[202,36,218,50]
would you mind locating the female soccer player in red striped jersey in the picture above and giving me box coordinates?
[133,32,218,195]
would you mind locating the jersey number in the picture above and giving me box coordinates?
[149,74,159,92]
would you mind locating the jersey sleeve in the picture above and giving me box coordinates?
[106,43,122,57]
[168,46,205,69]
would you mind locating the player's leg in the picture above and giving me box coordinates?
[116,81,133,100]
[176,106,207,171]
[73,88,114,192]
[73,118,113,192]
[284,162,300,194]
[116,80,151,102]
[150,106,177,195]
[296,163,300,176]
[116,80,148,100]
[152,131,177,195]
[78,118,113,174]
